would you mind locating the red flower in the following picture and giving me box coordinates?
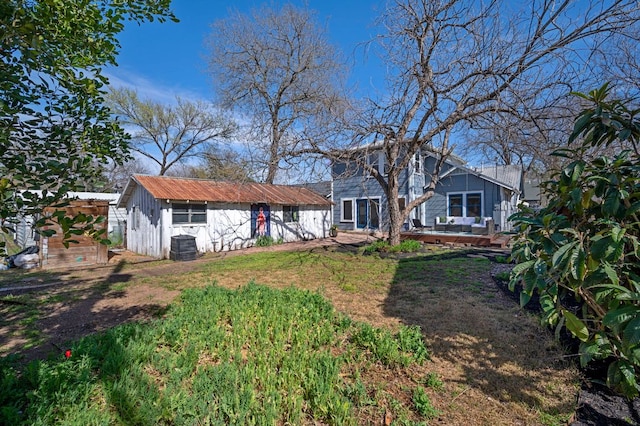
[64,349,72,358]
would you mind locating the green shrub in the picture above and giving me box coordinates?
[363,239,422,254]
[413,386,439,418]
[363,240,390,254]
[389,239,422,253]
[509,85,640,398]
[256,235,275,247]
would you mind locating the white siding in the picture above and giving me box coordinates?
[125,185,163,257]
[125,192,331,258]
[270,205,331,242]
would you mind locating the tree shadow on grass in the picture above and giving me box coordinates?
[0,260,168,363]
[382,250,578,421]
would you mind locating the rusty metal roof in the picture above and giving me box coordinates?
[119,175,332,207]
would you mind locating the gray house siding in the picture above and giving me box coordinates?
[332,158,412,231]
[424,172,501,226]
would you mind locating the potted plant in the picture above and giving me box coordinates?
[329,224,339,237]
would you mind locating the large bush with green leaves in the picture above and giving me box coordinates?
[1,1,176,250]
[509,85,640,397]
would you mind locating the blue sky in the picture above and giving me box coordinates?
[106,0,386,104]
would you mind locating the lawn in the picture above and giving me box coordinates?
[0,245,579,425]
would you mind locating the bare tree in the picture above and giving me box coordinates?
[465,8,640,174]
[340,0,640,245]
[207,4,348,184]
[100,156,151,192]
[461,98,580,174]
[107,88,238,175]
[168,145,254,182]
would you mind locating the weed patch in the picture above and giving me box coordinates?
[0,283,432,425]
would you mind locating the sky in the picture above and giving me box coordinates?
[106,0,387,104]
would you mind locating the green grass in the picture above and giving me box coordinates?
[0,246,579,425]
[194,250,399,292]
[362,239,423,255]
[0,283,430,425]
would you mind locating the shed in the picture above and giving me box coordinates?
[13,191,125,249]
[39,199,109,269]
[117,175,333,258]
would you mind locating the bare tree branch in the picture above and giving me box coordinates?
[107,88,237,176]
[207,4,349,184]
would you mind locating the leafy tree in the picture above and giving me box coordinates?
[207,3,349,184]
[510,85,640,397]
[337,0,640,245]
[0,0,176,248]
[106,87,237,176]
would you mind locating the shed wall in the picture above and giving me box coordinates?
[39,200,109,269]
[125,191,331,258]
[126,185,163,257]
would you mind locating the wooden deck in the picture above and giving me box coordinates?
[401,231,511,248]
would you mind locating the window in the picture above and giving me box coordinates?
[366,152,381,176]
[383,160,390,175]
[447,192,483,217]
[448,194,463,216]
[341,199,354,222]
[413,153,421,174]
[467,193,482,217]
[283,205,299,222]
[172,203,206,224]
[398,197,406,213]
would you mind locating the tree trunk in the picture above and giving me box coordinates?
[386,173,403,246]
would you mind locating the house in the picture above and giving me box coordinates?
[522,177,547,210]
[331,147,522,233]
[117,175,332,258]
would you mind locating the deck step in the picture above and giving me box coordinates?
[401,231,512,249]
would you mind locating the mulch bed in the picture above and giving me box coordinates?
[490,262,640,426]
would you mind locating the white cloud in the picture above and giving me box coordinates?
[103,68,207,105]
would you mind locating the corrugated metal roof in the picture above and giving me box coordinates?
[124,175,332,207]
[475,165,522,192]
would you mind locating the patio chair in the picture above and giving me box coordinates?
[412,219,429,231]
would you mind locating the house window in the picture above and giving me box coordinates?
[448,194,463,216]
[366,152,381,176]
[283,205,299,222]
[448,192,483,217]
[413,153,421,174]
[383,154,392,175]
[398,197,406,213]
[341,199,354,222]
[132,205,139,230]
[172,203,207,224]
[467,193,482,217]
